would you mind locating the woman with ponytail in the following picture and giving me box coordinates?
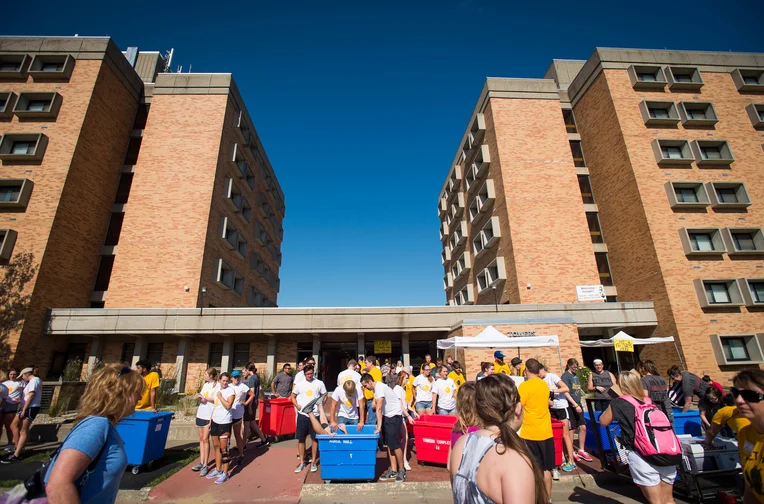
[449,373,547,504]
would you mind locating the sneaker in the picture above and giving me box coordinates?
[551,468,560,480]
[215,473,229,485]
[379,469,397,481]
[395,470,407,483]
[256,439,270,448]
[572,451,580,462]
[561,461,576,472]
[205,469,220,480]
[1,455,20,464]
[300,392,327,414]
[199,465,210,477]
[577,449,593,462]
[191,462,204,472]
[1,444,13,453]
[310,463,318,473]
[404,461,412,471]
[294,462,307,473]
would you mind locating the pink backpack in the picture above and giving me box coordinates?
[621,395,682,466]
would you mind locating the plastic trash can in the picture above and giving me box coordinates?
[316,424,379,482]
[552,419,564,466]
[672,408,702,436]
[116,411,174,474]
[412,414,458,465]
[258,397,296,441]
[583,411,621,452]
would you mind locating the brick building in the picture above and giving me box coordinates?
[0,36,284,378]
[440,48,764,381]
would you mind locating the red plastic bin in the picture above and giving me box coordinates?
[412,414,458,465]
[258,397,296,440]
[552,419,564,466]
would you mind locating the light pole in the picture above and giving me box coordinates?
[491,285,498,313]
[200,287,207,316]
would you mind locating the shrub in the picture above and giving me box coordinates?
[62,358,83,382]
[177,394,198,417]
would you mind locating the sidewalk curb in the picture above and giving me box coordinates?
[301,481,451,497]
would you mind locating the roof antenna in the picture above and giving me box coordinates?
[188,64,192,73]
[163,48,174,73]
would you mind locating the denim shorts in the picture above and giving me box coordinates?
[338,417,359,425]
[437,407,456,415]
[415,401,432,411]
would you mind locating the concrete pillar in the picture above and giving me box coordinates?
[312,334,320,378]
[86,335,103,377]
[402,332,410,368]
[266,334,276,379]
[221,336,233,373]
[174,337,189,393]
[357,333,365,359]
[131,336,146,368]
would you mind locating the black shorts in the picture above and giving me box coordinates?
[232,417,242,425]
[1,403,18,415]
[196,417,210,428]
[296,413,316,441]
[210,421,232,437]
[550,408,568,422]
[20,407,39,421]
[567,406,583,430]
[524,438,555,472]
[382,415,403,451]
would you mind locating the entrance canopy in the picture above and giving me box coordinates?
[579,331,674,348]
[437,326,559,349]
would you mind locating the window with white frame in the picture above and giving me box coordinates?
[214,258,235,289]
[472,216,500,257]
[476,257,506,292]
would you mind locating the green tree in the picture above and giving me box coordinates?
[0,253,38,370]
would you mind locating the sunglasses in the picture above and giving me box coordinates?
[731,387,764,403]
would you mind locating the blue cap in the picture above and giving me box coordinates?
[230,370,242,378]
[494,350,505,359]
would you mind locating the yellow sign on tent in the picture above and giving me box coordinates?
[614,339,634,352]
[374,340,392,354]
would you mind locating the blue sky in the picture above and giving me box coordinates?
[7,0,764,307]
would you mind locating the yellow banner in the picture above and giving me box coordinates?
[374,340,392,354]
[613,339,634,352]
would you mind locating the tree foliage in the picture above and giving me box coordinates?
[0,253,39,369]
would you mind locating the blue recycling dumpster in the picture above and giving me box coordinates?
[116,411,174,473]
[584,411,621,452]
[316,424,379,482]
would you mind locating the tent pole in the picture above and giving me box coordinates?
[672,340,686,371]
[614,349,622,374]
[556,346,564,375]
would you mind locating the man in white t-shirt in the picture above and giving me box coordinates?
[361,373,405,482]
[290,365,326,474]
[330,380,364,432]
[292,357,315,392]
[337,360,361,390]
[538,364,574,473]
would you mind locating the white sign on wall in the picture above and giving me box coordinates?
[576,285,606,301]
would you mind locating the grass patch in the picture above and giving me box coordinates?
[23,449,55,462]
[0,480,21,488]
[145,447,200,488]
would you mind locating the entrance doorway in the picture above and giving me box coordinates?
[365,340,402,379]
[321,341,356,389]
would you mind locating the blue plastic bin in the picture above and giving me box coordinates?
[584,411,621,452]
[671,408,702,436]
[116,411,174,473]
[316,424,379,482]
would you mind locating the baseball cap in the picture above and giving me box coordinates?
[510,357,523,366]
[19,367,34,376]
[230,370,242,378]
[493,350,505,359]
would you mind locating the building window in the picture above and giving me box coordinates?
[0,55,29,75]
[120,343,135,364]
[743,280,764,306]
[586,213,604,243]
[705,282,731,304]
[0,184,21,203]
[676,187,698,203]
[628,65,667,90]
[722,337,750,362]
[707,182,751,209]
[208,343,223,368]
[449,221,466,252]
[733,232,755,251]
[679,102,718,127]
[732,69,764,92]
[639,101,680,126]
[652,139,693,166]
[468,180,495,222]
[578,175,595,204]
[451,252,471,280]
[146,343,163,367]
[666,67,704,91]
[689,232,714,252]
[751,281,764,304]
[680,228,725,256]
[11,141,34,155]
[666,181,710,209]
[93,255,115,292]
[569,141,585,167]
[0,229,17,263]
[692,140,734,166]
[455,285,474,305]
[723,228,764,254]
[476,257,506,292]
[745,104,764,129]
[233,343,249,369]
[562,109,577,133]
[28,54,74,80]
[595,252,613,286]
[472,217,501,257]
[694,278,744,308]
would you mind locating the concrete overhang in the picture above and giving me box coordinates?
[46,302,658,336]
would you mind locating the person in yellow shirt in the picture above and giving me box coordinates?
[518,358,554,499]
[359,356,367,374]
[362,356,383,424]
[493,351,511,375]
[419,354,436,375]
[731,370,764,503]
[405,371,415,407]
[511,357,526,377]
[135,360,159,411]
[447,361,466,390]
[704,404,750,446]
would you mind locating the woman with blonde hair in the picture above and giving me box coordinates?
[600,371,677,504]
[43,364,145,503]
[449,373,547,504]
[191,367,218,477]
[393,370,418,472]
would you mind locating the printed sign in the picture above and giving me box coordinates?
[374,340,392,354]
[576,285,606,301]
[613,339,634,353]
[508,331,536,337]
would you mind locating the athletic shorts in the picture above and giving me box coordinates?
[210,421,232,437]
[232,417,242,425]
[196,417,210,428]
[19,407,40,421]
[550,408,568,422]
[296,413,317,441]
[524,438,555,472]
[382,415,403,451]
[1,403,18,415]
[338,417,359,425]
[567,406,583,430]
[627,451,677,486]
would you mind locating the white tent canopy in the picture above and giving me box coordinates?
[579,331,675,348]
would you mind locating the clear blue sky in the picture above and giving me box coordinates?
[7,0,764,307]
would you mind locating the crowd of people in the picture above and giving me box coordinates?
[0,355,762,504]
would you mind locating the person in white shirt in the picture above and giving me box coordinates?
[228,370,251,460]
[292,357,315,392]
[207,372,235,484]
[290,365,326,474]
[413,365,435,415]
[539,365,574,473]
[432,365,457,415]
[3,367,41,463]
[330,380,364,432]
[393,370,418,472]
[361,372,406,482]
[337,360,362,390]
[1,368,21,449]
[191,368,218,477]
